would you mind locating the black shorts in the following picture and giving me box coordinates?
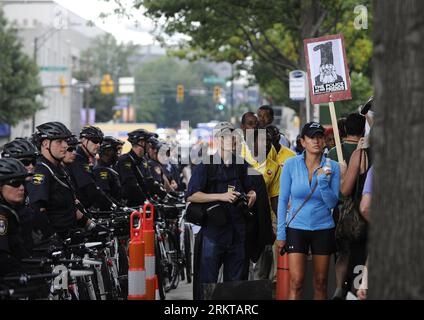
[286,227,336,255]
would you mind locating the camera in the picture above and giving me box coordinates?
[233,192,249,209]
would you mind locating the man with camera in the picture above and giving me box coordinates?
[186,122,257,294]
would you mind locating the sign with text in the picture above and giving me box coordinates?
[289,70,306,101]
[304,34,351,104]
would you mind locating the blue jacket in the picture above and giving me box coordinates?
[277,152,340,241]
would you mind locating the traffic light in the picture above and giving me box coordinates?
[101,74,114,95]
[59,76,66,95]
[213,86,221,103]
[176,84,184,103]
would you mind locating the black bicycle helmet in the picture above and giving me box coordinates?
[35,122,73,141]
[67,135,80,147]
[99,136,124,154]
[1,138,38,159]
[0,158,31,181]
[79,126,104,140]
[127,129,158,144]
[147,137,164,150]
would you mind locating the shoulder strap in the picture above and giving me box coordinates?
[286,181,318,228]
[40,162,71,190]
[0,204,20,224]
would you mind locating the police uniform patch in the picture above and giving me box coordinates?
[32,173,45,185]
[0,215,7,235]
[154,166,162,175]
[83,164,91,172]
[267,169,273,176]
[124,162,132,169]
[100,171,109,180]
[143,162,148,168]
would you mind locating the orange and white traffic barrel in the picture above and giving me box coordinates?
[128,211,146,300]
[276,245,290,300]
[143,202,156,300]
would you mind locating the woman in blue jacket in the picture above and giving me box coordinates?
[276,122,340,300]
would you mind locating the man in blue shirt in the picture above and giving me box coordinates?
[186,122,257,289]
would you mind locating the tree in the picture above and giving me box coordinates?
[0,10,43,126]
[74,34,139,122]
[369,0,424,299]
[134,57,220,127]
[136,0,373,122]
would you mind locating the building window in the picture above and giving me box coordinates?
[33,19,39,27]
[23,19,28,27]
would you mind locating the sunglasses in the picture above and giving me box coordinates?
[20,158,36,167]
[89,138,103,145]
[3,179,26,188]
[67,146,77,152]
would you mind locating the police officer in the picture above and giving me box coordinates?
[160,141,185,191]
[116,129,157,207]
[27,122,94,238]
[146,137,174,192]
[0,158,33,276]
[1,138,42,251]
[93,136,124,205]
[67,126,117,211]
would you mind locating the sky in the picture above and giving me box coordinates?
[54,0,157,45]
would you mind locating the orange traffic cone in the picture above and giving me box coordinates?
[128,211,146,300]
[155,275,160,300]
[276,246,290,300]
[143,203,156,300]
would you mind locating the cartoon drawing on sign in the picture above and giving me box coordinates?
[313,42,344,86]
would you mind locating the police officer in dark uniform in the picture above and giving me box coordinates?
[93,136,125,205]
[0,158,33,276]
[146,137,174,192]
[27,122,95,238]
[116,129,158,207]
[1,138,43,251]
[67,126,117,211]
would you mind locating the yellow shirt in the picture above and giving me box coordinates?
[275,145,296,168]
[240,142,277,168]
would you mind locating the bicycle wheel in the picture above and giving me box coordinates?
[155,233,167,300]
[184,225,192,284]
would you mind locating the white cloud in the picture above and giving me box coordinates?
[54,0,155,45]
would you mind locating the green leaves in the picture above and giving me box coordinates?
[0,10,43,126]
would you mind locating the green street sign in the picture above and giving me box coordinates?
[40,66,68,72]
[203,77,226,85]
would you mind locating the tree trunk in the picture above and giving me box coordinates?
[369,0,424,299]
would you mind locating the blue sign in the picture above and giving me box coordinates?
[0,124,10,137]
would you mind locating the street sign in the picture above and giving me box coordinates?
[203,77,226,85]
[119,77,135,94]
[304,34,351,105]
[289,70,306,101]
[40,66,68,72]
[115,96,131,107]
[189,88,208,96]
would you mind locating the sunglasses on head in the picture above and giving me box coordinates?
[89,137,103,144]
[67,146,77,152]
[19,158,36,167]
[3,178,26,188]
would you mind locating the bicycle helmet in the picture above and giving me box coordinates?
[99,136,124,154]
[0,158,31,181]
[67,135,80,147]
[1,138,38,159]
[147,137,164,150]
[35,122,73,141]
[127,129,158,144]
[79,126,104,140]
